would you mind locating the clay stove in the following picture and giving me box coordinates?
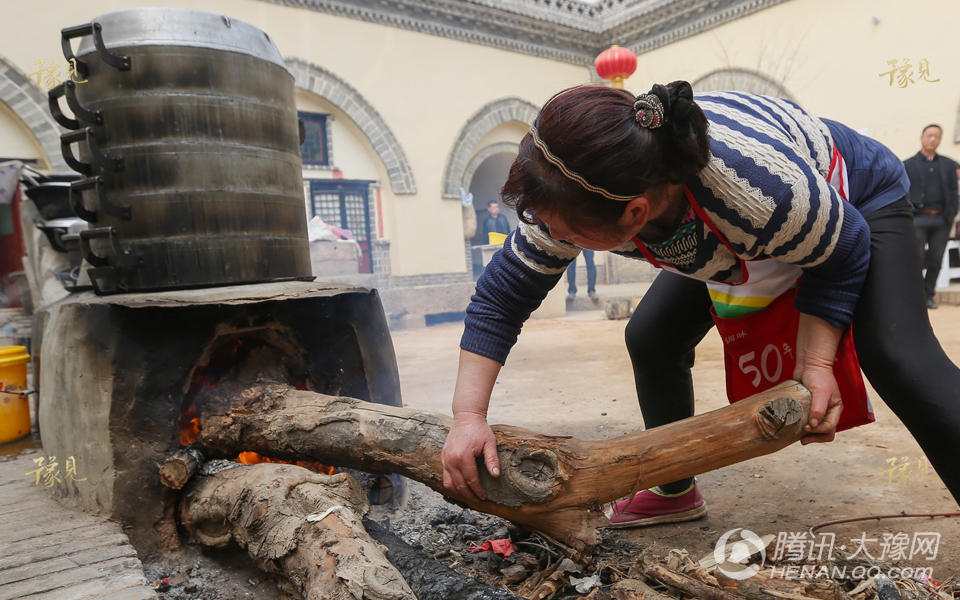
[27,10,420,598]
[34,281,403,552]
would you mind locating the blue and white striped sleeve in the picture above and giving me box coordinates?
[698,94,871,328]
[460,221,579,364]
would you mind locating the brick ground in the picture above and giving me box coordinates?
[0,449,157,600]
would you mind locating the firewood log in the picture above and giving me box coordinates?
[609,578,672,600]
[179,463,415,600]
[642,561,744,600]
[158,444,205,489]
[195,380,811,556]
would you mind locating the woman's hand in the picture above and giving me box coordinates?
[441,350,503,501]
[795,313,845,444]
[796,363,843,444]
[441,414,500,501]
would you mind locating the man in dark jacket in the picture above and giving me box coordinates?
[904,124,960,308]
[478,201,511,243]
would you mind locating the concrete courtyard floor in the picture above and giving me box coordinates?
[392,299,960,579]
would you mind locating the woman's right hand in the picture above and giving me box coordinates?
[443,349,504,502]
[441,413,501,502]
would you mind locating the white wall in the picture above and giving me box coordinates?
[623,0,960,160]
[2,0,589,275]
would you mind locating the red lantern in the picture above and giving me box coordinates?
[594,45,637,89]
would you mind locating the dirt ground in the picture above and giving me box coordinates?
[391,305,960,580]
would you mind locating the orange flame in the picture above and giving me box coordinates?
[178,336,333,474]
[179,417,200,446]
[236,451,334,475]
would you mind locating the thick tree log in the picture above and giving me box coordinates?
[195,380,811,555]
[158,445,205,489]
[179,462,415,600]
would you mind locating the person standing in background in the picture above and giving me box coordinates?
[479,200,511,243]
[566,249,598,304]
[903,124,960,309]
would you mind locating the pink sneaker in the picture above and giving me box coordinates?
[603,483,707,528]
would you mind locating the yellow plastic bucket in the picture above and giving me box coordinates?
[488,232,507,245]
[0,346,31,443]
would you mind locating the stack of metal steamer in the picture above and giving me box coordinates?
[47,7,312,294]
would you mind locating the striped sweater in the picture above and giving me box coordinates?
[462,92,909,364]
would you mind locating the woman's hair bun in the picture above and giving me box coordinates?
[648,81,694,124]
[643,80,709,183]
[666,80,694,121]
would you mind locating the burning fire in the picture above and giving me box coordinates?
[179,418,200,446]
[178,402,201,446]
[177,336,333,474]
[236,451,335,475]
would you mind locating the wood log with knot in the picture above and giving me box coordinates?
[179,463,416,600]
[193,380,811,557]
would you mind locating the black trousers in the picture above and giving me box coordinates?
[914,212,952,300]
[625,199,960,504]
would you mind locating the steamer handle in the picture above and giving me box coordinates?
[73,175,131,221]
[60,128,123,176]
[48,83,79,129]
[61,22,131,77]
[32,219,70,253]
[83,128,124,172]
[79,227,116,268]
[68,178,98,222]
[64,80,103,125]
[60,129,92,176]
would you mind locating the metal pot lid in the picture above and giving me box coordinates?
[76,7,287,70]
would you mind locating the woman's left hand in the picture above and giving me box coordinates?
[797,363,843,444]
[795,313,845,444]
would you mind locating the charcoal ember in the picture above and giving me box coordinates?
[429,505,462,526]
[500,564,531,584]
[199,458,245,477]
[510,552,540,570]
[504,524,522,540]
[875,575,902,600]
[456,510,479,525]
[454,525,485,542]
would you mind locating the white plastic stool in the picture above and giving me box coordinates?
[935,239,960,290]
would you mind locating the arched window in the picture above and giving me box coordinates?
[692,68,793,99]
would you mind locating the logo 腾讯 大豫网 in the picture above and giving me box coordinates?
[714,528,767,580]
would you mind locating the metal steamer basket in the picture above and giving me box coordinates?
[49,8,312,294]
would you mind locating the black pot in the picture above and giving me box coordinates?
[23,179,78,220]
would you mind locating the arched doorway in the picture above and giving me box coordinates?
[468,149,516,277]
[469,150,518,241]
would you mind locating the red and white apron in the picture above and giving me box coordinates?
[633,147,874,432]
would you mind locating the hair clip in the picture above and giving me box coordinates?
[634,94,665,129]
